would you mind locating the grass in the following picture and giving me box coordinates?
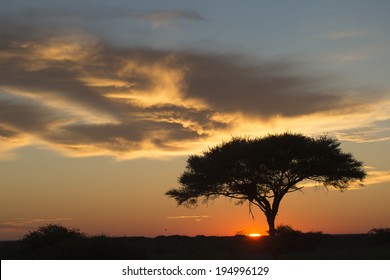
[1,233,389,260]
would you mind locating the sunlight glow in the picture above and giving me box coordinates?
[248,233,262,238]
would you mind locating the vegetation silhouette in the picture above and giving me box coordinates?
[368,228,390,246]
[22,224,86,249]
[273,224,303,237]
[1,225,390,259]
[166,132,366,237]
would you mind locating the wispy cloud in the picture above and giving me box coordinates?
[296,168,390,190]
[166,215,209,222]
[332,53,366,62]
[20,6,205,24]
[365,170,390,186]
[0,218,74,232]
[140,10,205,28]
[166,215,210,219]
[322,30,369,40]
[334,118,390,143]
[0,124,29,160]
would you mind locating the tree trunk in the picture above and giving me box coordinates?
[266,213,276,238]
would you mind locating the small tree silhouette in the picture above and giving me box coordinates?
[23,224,86,248]
[166,133,366,237]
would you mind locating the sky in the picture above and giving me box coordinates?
[1,0,389,240]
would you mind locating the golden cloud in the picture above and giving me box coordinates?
[0,26,388,160]
[166,215,210,219]
[365,170,390,186]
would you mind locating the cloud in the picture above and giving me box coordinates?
[45,121,205,157]
[295,169,390,191]
[3,6,204,31]
[0,218,74,232]
[166,215,209,222]
[0,32,223,158]
[0,125,29,160]
[20,6,136,22]
[0,17,385,159]
[180,53,363,117]
[322,30,369,40]
[324,50,370,64]
[0,101,58,132]
[166,215,210,219]
[365,170,390,186]
[334,127,390,143]
[20,6,205,24]
[0,125,19,139]
[140,10,205,28]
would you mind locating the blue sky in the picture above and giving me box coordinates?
[0,0,389,239]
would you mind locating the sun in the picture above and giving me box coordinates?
[248,233,262,238]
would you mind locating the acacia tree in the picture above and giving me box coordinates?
[166,133,366,237]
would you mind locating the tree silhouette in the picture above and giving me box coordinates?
[166,133,366,237]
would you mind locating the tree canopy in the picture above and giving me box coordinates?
[166,133,366,237]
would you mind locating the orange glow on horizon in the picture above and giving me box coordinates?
[248,233,262,238]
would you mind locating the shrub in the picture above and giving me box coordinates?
[22,224,86,248]
[274,224,302,237]
[368,228,390,235]
[368,228,390,245]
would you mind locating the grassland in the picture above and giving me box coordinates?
[1,233,389,260]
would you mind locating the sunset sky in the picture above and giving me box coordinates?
[1,0,389,240]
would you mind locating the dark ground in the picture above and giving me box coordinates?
[1,233,390,260]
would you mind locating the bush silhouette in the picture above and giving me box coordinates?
[23,224,86,248]
[368,228,390,245]
[274,224,303,237]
